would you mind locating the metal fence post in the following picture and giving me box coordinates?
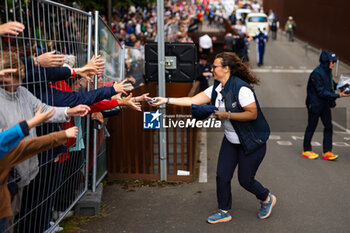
[120,44,125,79]
[92,10,99,192]
[85,11,93,193]
[157,0,167,181]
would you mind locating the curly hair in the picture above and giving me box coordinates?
[215,52,260,86]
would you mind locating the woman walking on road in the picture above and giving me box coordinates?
[152,52,276,223]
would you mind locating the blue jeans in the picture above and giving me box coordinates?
[216,136,269,210]
[0,218,8,233]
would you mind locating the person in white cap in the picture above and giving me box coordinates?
[284,16,296,41]
[199,34,213,55]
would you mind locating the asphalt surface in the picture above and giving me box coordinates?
[70,32,350,233]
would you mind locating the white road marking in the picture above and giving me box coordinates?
[332,121,350,134]
[277,141,293,146]
[252,68,313,73]
[333,142,350,147]
[269,135,281,140]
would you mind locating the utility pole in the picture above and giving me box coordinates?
[157,0,167,181]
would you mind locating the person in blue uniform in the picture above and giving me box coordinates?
[253,27,268,67]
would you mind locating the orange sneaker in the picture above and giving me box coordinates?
[322,152,339,161]
[301,151,319,159]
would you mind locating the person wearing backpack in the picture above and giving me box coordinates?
[284,16,296,42]
[152,52,276,224]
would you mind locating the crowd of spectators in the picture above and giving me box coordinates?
[0,2,154,231]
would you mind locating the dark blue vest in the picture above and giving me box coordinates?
[211,75,270,154]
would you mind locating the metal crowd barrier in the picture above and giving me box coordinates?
[1,0,92,232]
[91,13,144,192]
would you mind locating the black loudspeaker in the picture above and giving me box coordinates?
[145,42,197,83]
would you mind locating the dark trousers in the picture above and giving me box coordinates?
[216,136,269,210]
[303,107,333,153]
[288,30,294,41]
[271,30,277,40]
[0,218,7,233]
[258,44,265,65]
[54,153,84,211]
[18,160,62,233]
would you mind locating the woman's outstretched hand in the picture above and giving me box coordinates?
[150,97,167,106]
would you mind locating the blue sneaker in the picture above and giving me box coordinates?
[207,209,232,224]
[258,194,277,219]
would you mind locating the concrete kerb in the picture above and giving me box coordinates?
[75,183,103,216]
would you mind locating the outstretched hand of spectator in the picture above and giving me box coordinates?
[27,106,56,129]
[91,112,104,125]
[0,21,25,36]
[65,126,79,139]
[36,50,65,67]
[113,79,132,95]
[133,93,152,102]
[127,76,136,84]
[87,55,105,72]
[0,68,17,82]
[119,93,142,111]
[111,92,122,101]
[74,66,99,84]
[67,104,91,117]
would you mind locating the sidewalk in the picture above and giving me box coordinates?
[65,130,263,233]
[65,130,285,233]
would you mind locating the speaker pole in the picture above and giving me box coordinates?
[157,0,167,181]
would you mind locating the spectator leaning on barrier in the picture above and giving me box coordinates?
[18,56,140,232]
[0,51,90,231]
[152,52,276,224]
[0,112,78,233]
[302,50,350,160]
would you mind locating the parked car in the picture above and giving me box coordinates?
[245,12,269,36]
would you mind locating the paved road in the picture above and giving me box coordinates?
[70,33,350,233]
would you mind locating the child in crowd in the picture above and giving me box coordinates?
[0,85,78,231]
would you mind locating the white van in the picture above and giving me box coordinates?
[245,13,269,36]
[235,8,251,22]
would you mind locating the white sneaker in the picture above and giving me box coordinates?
[59,210,74,219]
[43,221,63,233]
